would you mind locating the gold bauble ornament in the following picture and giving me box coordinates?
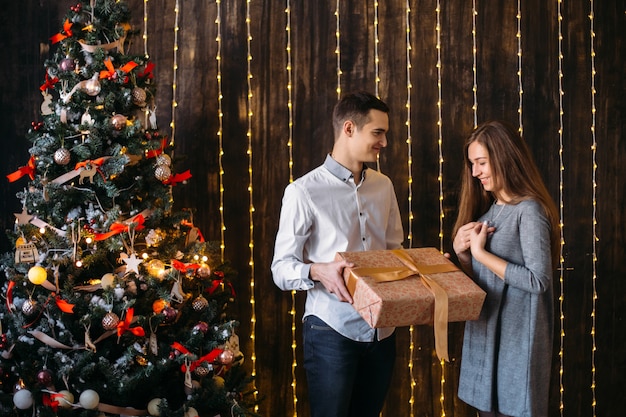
[154,165,171,181]
[131,87,147,106]
[191,295,209,311]
[101,312,120,330]
[110,114,127,131]
[82,79,101,96]
[21,299,39,316]
[155,154,171,166]
[54,148,71,165]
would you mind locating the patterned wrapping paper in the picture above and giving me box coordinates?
[336,248,486,329]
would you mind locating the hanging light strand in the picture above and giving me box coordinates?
[335,0,342,99]
[589,1,598,415]
[170,0,180,146]
[374,0,381,98]
[215,0,225,261]
[285,1,298,415]
[557,0,566,414]
[435,2,447,416]
[404,4,416,416]
[374,0,381,171]
[245,0,259,410]
[472,0,478,127]
[142,0,149,59]
[516,0,523,136]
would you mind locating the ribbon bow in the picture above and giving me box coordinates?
[50,19,73,44]
[99,57,138,80]
[7,156,36,182]
[117,308,145,338]
[171,342,223,373]
[145,137,169,159]
[207,278,236,297]
[138,62,155,79]
[350,249,456,361]
[163,170,192,186]
[40,73,59,92]
[171,259,201,273]
[93,214,145,241]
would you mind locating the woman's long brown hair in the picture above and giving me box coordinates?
[452,120,560,266]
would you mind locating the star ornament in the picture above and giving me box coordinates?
[14,208,34,225]
[122,253,143,275]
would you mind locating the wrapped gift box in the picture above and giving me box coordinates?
[336,247,486,329]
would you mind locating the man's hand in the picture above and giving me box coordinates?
[310,260,354,303]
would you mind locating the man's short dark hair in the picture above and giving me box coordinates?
[332,91,389,137]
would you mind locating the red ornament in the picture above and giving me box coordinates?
[193,321,209,334]
[59,58,76,72]
[31,122,43,131]
[161,306,177,324]
[36,369,53,386]
[70,3,82,12]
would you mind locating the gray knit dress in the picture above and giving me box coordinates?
[458,199,554,417]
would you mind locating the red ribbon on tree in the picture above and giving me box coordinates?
[7,156,36,182]
[93,214,145,241]
[55,295,75,313]
[42,392,62,412]
[138,61,155,79]
[40,73,59,91]
[163,170,192,186]
[99,57,138,81]
[171,342,224,373]
[117,308,145,337]
[207,277,236,297]
[171,259,201,273]
[6,281,15,311]
[145,137,168,159]
[50,19,73,44]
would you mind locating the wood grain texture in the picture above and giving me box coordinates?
[1,1,624,416]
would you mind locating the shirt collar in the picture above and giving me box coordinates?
[323,154,367,183]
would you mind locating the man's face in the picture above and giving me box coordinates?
[349,109,389,163]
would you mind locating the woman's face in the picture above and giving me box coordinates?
[468,141,497,193]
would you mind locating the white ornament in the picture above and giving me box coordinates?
[13,389,33,409]
[79,389,100,409]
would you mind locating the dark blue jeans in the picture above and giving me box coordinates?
[302,315,396,417]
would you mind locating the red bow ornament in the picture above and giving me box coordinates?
[50,19,73,44]
[7,156,36,182]
[117,308,145,338]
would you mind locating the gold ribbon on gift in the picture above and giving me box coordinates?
[351,249,458,361]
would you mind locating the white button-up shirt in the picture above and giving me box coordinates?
[271,154,404,342]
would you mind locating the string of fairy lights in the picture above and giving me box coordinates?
[434,2,447,415]
[515,0,524,136]
[589,1,598,415]
[516,0,524,136]
[335,0,342,99]
[472,0,478,127]
[215,0,226,261]
[244,0,259,411]
[404,3,417,416]
[170,0,180,146]
[285,2,299,414]
[557,0,566,415]
[143,2,606,416]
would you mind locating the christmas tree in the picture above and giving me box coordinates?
[1,1,258,416]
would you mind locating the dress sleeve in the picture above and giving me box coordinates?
[503,200,553,294]
[271,182,316,291]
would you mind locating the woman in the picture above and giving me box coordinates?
[452,120,559,417]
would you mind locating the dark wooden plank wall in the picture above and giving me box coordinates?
[1,1,624,416]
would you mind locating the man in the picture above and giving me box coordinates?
[271,91,404,417]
